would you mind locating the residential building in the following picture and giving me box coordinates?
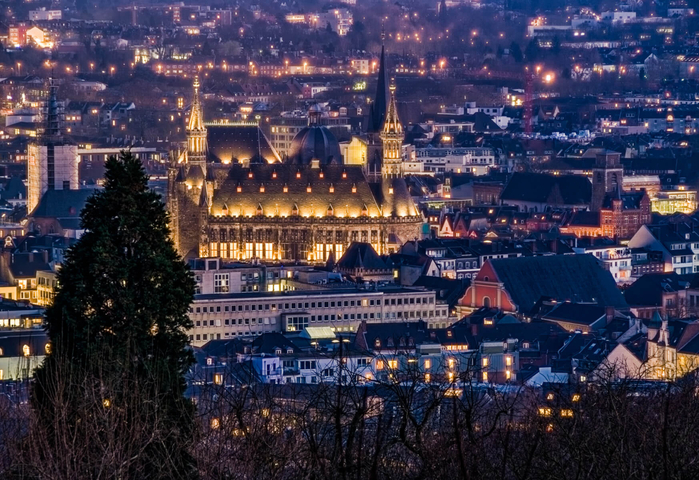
[458,254,628,317]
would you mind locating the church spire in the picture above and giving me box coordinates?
[188,76,204,131]
[369,26,390,133]
[186,76,207,166]
[380,81,404,178]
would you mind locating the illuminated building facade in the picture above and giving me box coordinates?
[168,78,423,260]
[27,78,79,215]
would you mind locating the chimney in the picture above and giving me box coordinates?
[42,250,49,263]
[471,323,478,336]
[605,306,614,325]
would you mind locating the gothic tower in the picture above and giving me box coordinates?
[380,82,404,178]
[591,151,623,212]
[187,76,208,170]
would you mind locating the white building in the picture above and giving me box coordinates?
[29,9,62,21]
[578,245,632,284]
[601,11,636,23]
[187,285,448,346]
[413,147,497,175]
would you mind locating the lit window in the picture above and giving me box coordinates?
[376,360,384,370]
[210,418,220,429]
[22,345,30,356]
[482,357,488,367]
[424,359,431,369]
[482,371,488,382]
[283,186,289,193]
[424,373,431,382]
[214,373,223,385]
[561,409,574,418]
[505,356,512,366]
[448,358,456,369]
[505,370,511,380]
[44,343,51,355]
[546,393,554,400]
[538,407,552,417]
[388,360,398,369]
[572,394,581,402]
[580,375,587,383]
[237,186,242,193]
[448,372,455,382]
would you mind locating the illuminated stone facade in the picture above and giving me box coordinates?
[168,80,423,261]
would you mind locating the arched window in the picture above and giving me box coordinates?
[483,297,491,308]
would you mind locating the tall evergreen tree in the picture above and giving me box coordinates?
[30,152,197,479]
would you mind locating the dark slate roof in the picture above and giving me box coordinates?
[199,338,247,358]
[501,172,591,205]
[411,276,469,308]
[623,273,685,307]
[603,190,646,209]
[337,242,390,271]
[489,254,628,313]
[358,321,471,350]
[206,125,280,164]
[9,253,50,279]
[30,188,96,219]
[541,302,606,326]
[287,125,342,165]
[1,176,26,200]
[251,332,300,355]
[622,333,648,362]
[459,320,568,345]
[565,210,600,227]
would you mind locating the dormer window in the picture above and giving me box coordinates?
[352,184,357,193]
[296,171,301,179]
[374,338,381,348]
[307,185,312,193]
[275,348,282,355]
[236,185,242,193]
[283,184,289,193]
[342,171,347,179]
[329,184,334,193]
[319,171,324,179]
[248,171,253,179]
[286,347,293,354]
[272,170,277,179]
[259,185,265,193]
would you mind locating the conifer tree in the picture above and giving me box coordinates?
[30,151,197,479]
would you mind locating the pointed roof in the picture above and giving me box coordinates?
[382,83,403,136]
[369,40,390,133]
[188,76,205,132]
[337,242,389,272]
[45,75,60,138]
[199,180,209,207]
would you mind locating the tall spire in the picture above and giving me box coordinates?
[186,76,207,166]
[370,26,390,133]
[44,74,61,140]
[188,76,204,131]
[380,81,404,178]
